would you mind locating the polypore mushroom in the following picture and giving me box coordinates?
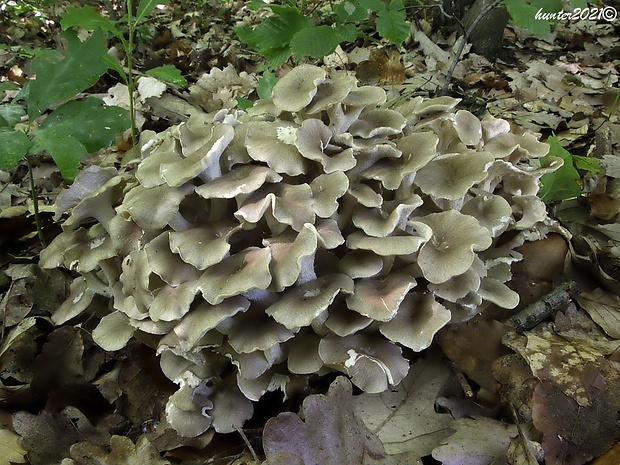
[61,174,125,234]
[194,165,282,199]
[165,384,213,438]
[227,307,296,353]
[168,222,239,270]
[159,122,234,187]
[272,65,327,112]
[461,193,513,237]
[363,131,439,190]
[379,292,451,351]
[264,224,319,292]
[412,210,492,284]
[295,119,356,173]
[92,311,135,351]
[245,121,310,176]
[415,151,494,200]
[144,232,201,286]
[453,109,482,146]
[196,247,272,305]
[352,195,423,237]
[305,72,356,114]
[265,274,355,329]
[346,274,417,321]
[287,332,324,375]
[348,109,406,138]
[235,184,316,232]
[318,333,409,393]
[117,183,193,231]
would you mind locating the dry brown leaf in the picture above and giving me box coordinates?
[532,380,620,465]
[263,376,405,464]
[68,435,170,465]
[12,407,108,465]
[431,417,517,465]
[436,319,512,392]
[502,329,614,407]
[353,354,452,457]
[577,288,620,339]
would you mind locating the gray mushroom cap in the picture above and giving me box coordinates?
[412,210,493,284]
[272,65,327,112]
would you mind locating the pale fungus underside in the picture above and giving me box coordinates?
[41,64,562,436]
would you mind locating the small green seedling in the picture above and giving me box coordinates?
[235,0,410,69]
[539,135,601,203]
[61,0,187,146]
[0,29,130,245]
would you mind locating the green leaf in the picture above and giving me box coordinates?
[257,70,278,100]
[234,9,312,53]
[0,104,26,127]
[539,136,582,203]
[333,23,359,43]
[375,0,409,45]
[28,29,108,121]
[0,128,32,169]
[40,97,129,153]
[30,129,87,181]
[0,82,19,93]
[573,155,601,174]
[358,0,387,11]
[102,54,128,81]
[265,47,293,69]
[144,65,187,87]
[570,0,588,8]
[503,0,552,37]
[61,6,122,37]
[291,25,341,59]
[236,97,254,110]
[335,0,371,22]
[136,0,168,25]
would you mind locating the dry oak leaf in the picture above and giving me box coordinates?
[532,380,620,465]
[0,428,27,465]
[263,376,415,465]
[431,417,518,465]
[502,329,617,407]
[66,435,170,465]
[577,288,620,339]
[353,354,453,457]
[12,407,107,465]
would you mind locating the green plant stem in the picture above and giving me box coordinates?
[25,155,47,248]
[126,0,137,147]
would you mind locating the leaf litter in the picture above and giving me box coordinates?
[1,0,620,464]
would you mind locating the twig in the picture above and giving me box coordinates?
[507,282,573,332]
[441,0,503,96]
[234,425,260,463]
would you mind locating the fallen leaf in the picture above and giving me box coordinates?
[432,417,517,465]
[532,380,620,465]
[68,435,170,465]
[353,354,452,456]
[436,319,512,392]
[502,329,615,407]
[30,326,85,391]
[263,376,402,465]
[0,428,27,465]
[12,407,108,465]
[577,287,620,339]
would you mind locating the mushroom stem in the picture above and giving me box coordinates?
[296,253,317,285]
[169,211,193,231]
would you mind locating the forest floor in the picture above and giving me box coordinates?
[0,1,620,464]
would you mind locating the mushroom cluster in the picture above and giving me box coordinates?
[40,65,562,436]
